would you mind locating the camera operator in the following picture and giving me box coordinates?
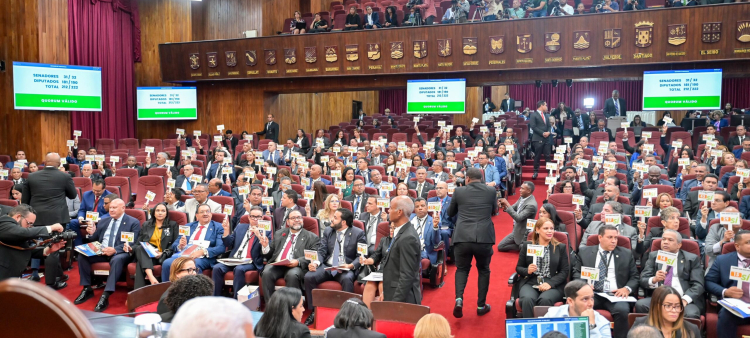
[414,0,438,25]
[526,0,548,17]
[0,205,68,289]
[442,0,462,23]
[593,0,618,12]
[555,0,574,14]
[508,0,526,18]
[623,0,645,10]
[484,0,504,20]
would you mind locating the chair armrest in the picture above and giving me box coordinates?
[508,272,519,287]
[433,241,445,252]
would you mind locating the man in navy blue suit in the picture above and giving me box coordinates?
[161,204,226,281]
[74,198,141,312]
[206,150,236,183]
[305,165,331,190]
[734,138,750,160]
[363,6,381,29]
[262,142,284,166]
[68,179,107,246]
[212,206,271,298]
[427,182,457,244]
[355,158,372,184]
[303,208,366,325]
[409,198,443,264]
[706,230,750,337]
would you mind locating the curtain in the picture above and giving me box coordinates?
[482,86,492,101]
[68,0,141,143]
[722,78,750,109]
[378,89,407,115]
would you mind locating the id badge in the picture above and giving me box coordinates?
[603,280,610,293]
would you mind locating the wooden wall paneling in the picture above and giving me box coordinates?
[159,4,750,81]
[191,0,205,41]
[453,86,482,127]
[262,0,301,36]
[202,0,262,40]
[490,85,508,108]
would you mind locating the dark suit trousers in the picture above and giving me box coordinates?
[133,245,163,289]
[212,263,259,298]
[718,307,750,337]
[518,284,563,318]
[78,252,130,292]
[594,294,633,338]
[261,265,304,301]
[304,267,355,307]
[41,252,62,286]
[454,243,493,306]
[532,140,548,172]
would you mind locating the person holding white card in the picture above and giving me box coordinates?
[131,202,180,289]
[183,184,222,223]
[206,150,235,183]
[573,224,638,338]
[730,169,750,202]
[409,199,443,265]
[635,206,691,263]
[635,229,704,319]
[75,199,141,312]
[579,201,638,252]
[146,151,179,179]
[630,166,673,206]
[498,182,538,252]
[4,150,28,171]
[212,206,271,298]
[515,217,569,318]
[703,202,737,270]
[705,230,750,337]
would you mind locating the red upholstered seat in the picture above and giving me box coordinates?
[168,210,188,225]
[105,177,131,201]
[133,176,165,208]
[372,301,430,338]
[73,177,93,193]
[124,209,147,225]
[134,302,159,313]
[126,263,163,289]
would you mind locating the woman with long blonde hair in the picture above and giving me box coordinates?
[316,194,340,233]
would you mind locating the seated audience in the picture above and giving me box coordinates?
[161,274,214,323]
[324,298,385,338]
[544,280,611,338]
[254,287,311,338]
[160,204,226,281]
[630,286,700,338]
[706,230,750,337]
[291,11,306,34]
[383,6,399,27]
[344,7,361,31]
[131,202,180,289]
[169,296,257,338]
[413,314,453,338]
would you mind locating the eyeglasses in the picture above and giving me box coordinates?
[179,268,197,273]
[249,215,263,219]
[354,183,364,187]
[23,217,34,227]
[662,303,682,312]
[288,216,303,221]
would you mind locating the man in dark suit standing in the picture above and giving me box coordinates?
[706,230,750,337]
[257,113,280,144]
[0,205,66,289]
[497,182,538,252]
[603,90,627,118]
[573,224,639,338]
[23,153,78,227]
[260,209,320,302]
[74,198,141,312]
[304,208,367,325]
[448,168,497,318]
[273,190,307,231]
[500,93,515,112]
[381,196,421,304]
[529,100,551,179]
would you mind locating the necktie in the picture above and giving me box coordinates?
[332,232,343,276]
[280,233,296,261]
[615,100,620,116]
[541,112,546,124]
[193,225,205,242]
[368,216,377,244]
[664,266,673,287]
[418,183,423,197]
[243,233,255,258]
[354,195,361,217]
[579,116,583,128]
[282,208,291,225]
[107,219,120,247]
[271,152,275,163]
[267,122,271,130]
[417,218,425,239]
[742,259,750,303]
[595,251,609,292]
[514,198,526,227]
[186,180,192,191]
[93,195,101,212]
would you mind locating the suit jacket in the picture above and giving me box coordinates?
[580,221,639,252]
[222,137,239,153]
[603,97,627,118]
[727,135,748,153]
[504,195,538,246]
[258,121,280,143]
[572,113,590,131]
[206,163,236,182]
[0,216,50,281]
[367,154,387,166]
[306,177,331,190]
[473,164,502,188]
[364,12,381,27]
[529,110,551,142]
[355,169,372,184]
[0,204,13,216]
[516,242,569,290]
[87,214,141,254]
[501,98,515,112]
[77,191,107,220]
[448,182,498,244]
[317,226,366,270]
[133,219,179,263]
[261,149,283,165]
[582,202,634,228]
[171,220,225,260]
[183,198,222,223]
[381,222,422,304]
[706,251,745,298]
[272,205,307,231]
[22,166,78,225]
[281,146,300,165]
[635,227,690,258]
[426,171,449,184]
[640,249,705,313]
[147,163,179,179]
[326,327,386,338]
[175,175,196,192]
[120,165,146,176]
[409,214,442,264]
[263,227,320,272]
[573,245,639,293]
[358,211,385,248]
[344,193,369,216]
[210,189,231,198]
[407,181,435,200]
[427,196,457,232]
[223,223,271,271]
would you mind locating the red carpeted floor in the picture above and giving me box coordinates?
[39,164,549,338]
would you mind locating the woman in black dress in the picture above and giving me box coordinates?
[344,6,361,31]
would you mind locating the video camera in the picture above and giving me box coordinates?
[406,0,423,8]
[49,230,77,244]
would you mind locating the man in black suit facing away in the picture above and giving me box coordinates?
[529,100,551,179]
[381,196,422,304]
[303,208,367,325]
[603,90,627,118]
[573,224,639,338]
[22,153,78,227]
[500,92,515,112]
[257,113,280,144]
[448,168,498,318]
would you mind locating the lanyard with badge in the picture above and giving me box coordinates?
[601,251,614,292]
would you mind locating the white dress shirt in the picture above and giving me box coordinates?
[594,246,618,293]
[190,221,211,244]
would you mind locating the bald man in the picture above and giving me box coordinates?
[22,153,78,226]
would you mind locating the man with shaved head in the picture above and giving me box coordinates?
[23,152,78,227]
[381,196,422,304]
[74,198,141,312]
[306,164,331,190]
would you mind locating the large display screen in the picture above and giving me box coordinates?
[642,69,722,110]
[13,62,102,111]
[136,87,198,120]
[406,79,466,114]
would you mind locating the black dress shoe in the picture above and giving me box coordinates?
[303,311,315,326]
[532,172,538,179]
[57,274,69,283]
[453,299,463,318]
[94,295,109,312]
[50,281,67,290]
[30,275,41,282]
[477,304,491,316]
[74,288,94,305]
